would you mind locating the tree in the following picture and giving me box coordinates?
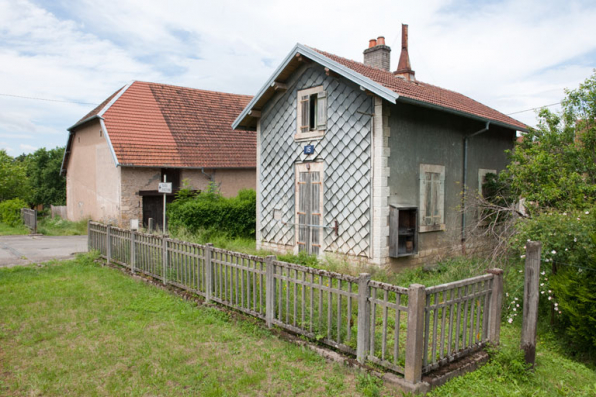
[24,147,66,207]
[0,149,28,202]
[502,70,596,212]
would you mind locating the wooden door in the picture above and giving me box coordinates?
[296,166,322,255]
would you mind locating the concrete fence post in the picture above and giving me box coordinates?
[265,255,276,328]
[106,225,112,264]
[87,220,91,251]
[487,268,504,345]
[205,243,213,302]
[33,209,37,234]
[130,231,136,273]
[521,241,541,368]
[356,273,371,364]
[148,218,154,233]
[162,237,168,285]
[404,283,426,385]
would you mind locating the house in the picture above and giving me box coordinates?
[233,25,527,267]
[61,81,255,229]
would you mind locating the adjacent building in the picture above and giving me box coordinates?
[62,81,255,229]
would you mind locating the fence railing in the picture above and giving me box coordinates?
[88,221,503,388]
[21,208,37,233]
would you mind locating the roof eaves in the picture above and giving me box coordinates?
[99,118,120,167]
[398,96,528,132]
[232,43,399,130]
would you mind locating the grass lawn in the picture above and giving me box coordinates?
[0,222,29,236]
[0,254,392,396]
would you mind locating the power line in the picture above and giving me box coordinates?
[506,102,561,116]
[0,93,99,106]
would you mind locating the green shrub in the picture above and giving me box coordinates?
[168,188,256,238]
[511,208,596,350]
[0,198,27,227]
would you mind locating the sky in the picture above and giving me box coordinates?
[1,0,595,156]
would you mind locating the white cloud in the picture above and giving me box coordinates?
[19,143,37,153]
[0,0,595,154]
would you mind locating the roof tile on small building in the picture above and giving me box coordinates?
[96,81,255,168]
[314,49,526,130]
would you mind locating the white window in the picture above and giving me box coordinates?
[295,162,324,255]
[295,86,327,140]
[419,164,445,233]
[478,168,497,197]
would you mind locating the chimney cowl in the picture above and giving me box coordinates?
[377,36,385,45]
[368,39,377,48]
[394,24,415,81]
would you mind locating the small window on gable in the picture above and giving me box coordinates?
[296,86,327,140]
[99,130,103,138]
[419,164,445,233]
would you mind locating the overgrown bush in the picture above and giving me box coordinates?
[167,187,256,238]
[0,198,27,227]
[511,208,596,350]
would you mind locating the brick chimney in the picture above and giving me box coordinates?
[363,36,391,71]
[395,24,415,81]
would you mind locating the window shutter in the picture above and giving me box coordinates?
[299,95,310,133]
[317,91,327,130]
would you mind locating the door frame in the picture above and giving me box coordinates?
[294,161,324,255]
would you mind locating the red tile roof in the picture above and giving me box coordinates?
[87,81,255,168]
[315,49,527,130]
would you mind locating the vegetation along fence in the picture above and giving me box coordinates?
[88,221,503,387]
[21,208,37,233]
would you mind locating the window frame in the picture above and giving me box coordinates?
[295,85,327,141]
[478,168,497,197]
[419,164,446,233]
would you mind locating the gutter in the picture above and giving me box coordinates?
[461,121,490,253]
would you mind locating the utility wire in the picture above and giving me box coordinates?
[0,93,99,106]
[506,102,561,116]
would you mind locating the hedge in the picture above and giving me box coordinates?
[167,189,256,238]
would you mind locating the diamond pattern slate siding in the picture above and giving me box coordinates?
[260,66,373,257]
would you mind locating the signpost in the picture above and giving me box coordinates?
[158,176,172,234]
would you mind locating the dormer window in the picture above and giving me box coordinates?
[295,86,327,140]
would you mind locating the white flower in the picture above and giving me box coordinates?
[508,318,513,323]
[519,270,523,273]
[506,293,509,297]
[586,211,590,215]
[514,313,518,316]
[548,290,552,293]
[541,271,545,275]
[516,304,519,307]
[565,248,568,251]
[515,298,518,301]
[559,311,562,314]
[520,255,526,259]
[563,212,567,216]
[541,283,544,286]
[541,291,545,294]
[574,238,577,242]
[513,308,517,311]
[551,250,557,254]
[545,278,548,281]
[548,296,552,300]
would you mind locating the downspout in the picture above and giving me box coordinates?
[461,121,490,253]
[201,168,215,182]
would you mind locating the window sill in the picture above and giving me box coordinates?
[294,131,325,141]
[419,224,446,233]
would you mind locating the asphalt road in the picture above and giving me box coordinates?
[0,235,88,267]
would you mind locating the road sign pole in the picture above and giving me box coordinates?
[163,175,167,235]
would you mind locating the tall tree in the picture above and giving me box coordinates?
[25,147,66,207]
[0,149,28,202]
[502,70,596,211]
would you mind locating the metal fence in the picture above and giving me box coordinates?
[88,221,503,387]
[20,208,37,233]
